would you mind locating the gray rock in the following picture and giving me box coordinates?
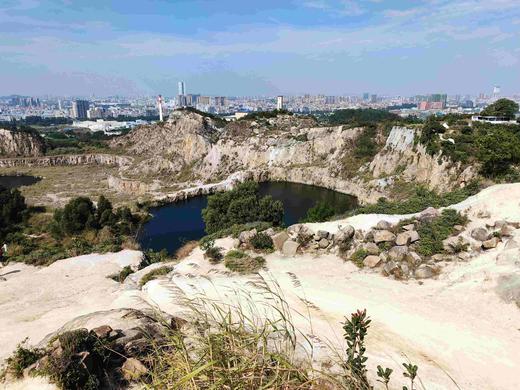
[363,255,382,268]
[418,207,439,222]
[431,254,446,262]
[383,260,399,276]
[396,231,420,246]
[471,227,489,242]
[494,220,509,229]
[375,220,392,230]
[334,225,355,246]
[238,228,257,244]
[287,224,314,243]
[364,242,380,255]
[373,230,396,244]
[406,251,423,266]
[263,228,276,237]
[500,225,515,237]
[457,252,471,261]
[282,240,300,256]
[414,265,437,279]
[388,245,409,261]
[482,236,500,249]
[272,231,289,251]
[504,238,520,250]
[400,263,410,277]
[122,357,148,381]
[318,238,330,248]
[442,236,469,254]
[402,223,415,231]
[477,210,491,218]
[317,230,329,239]
[364,230,374,242]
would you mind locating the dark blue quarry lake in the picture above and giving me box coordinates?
[138,181,358,254]
[0,175,40,189]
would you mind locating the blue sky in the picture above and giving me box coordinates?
[1,0,519,96]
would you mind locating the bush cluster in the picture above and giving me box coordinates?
[202,181,284,234]
[415,209,468,256]
[249,232,274,251]
[0,186,27,241]
[224,250,266,274]
[301,201,336,223]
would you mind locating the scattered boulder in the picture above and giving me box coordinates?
[287,224,314,244]
[388,245,409,262]
[500,225,514,237]
[471,227,489,242]
[494,220,509,229]
[442,236,469,254]
[383,261,399,276]
[318,238,330,248]
[395,231,420,246]
[262,228,276,237]
[406,251,423,266]
[122,357,148,381]
[238,228,257,244]
[282,240,300,256]
[363,242,380,255]
[375,220,392,230]
[477,210,491,218]
[373,230,396,244]
[418,207,439,222]
[363,255,382,268]
[453,225,464,232]
[272,231,289,251]
[317,230,329,239]
[402,223,415,231]
[431,254,447,263]
[334,225,355,248]
[504,238,520,250]
[414,265,437,279]
[91,325,112,339]
[482,237,500,249]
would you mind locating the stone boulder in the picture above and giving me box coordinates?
[395,230,420,246]
[282,240,300,256]
[238,228,257,244]
[383,260,399,276]
[418,207,439,222]
[402,223,415,231]
[500,225,515,237]
[272,231,289,251]
[334,225,355,247]
[482,236,500,249]
[373,230,396,244]
[318,238,330,249]
[388,245,409,261]
[406,251,422,266]
[442,236,469,254]
[414,265,437,279]
[122,357,148,381]
[375,220,392,230]
[363,255,382,268]
[287,224,314,244]
[363,242,380,255]
[471,227,489,242]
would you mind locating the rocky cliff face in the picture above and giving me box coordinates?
[0,153,131,168]
[0,128,45,157]
[107,111,477,203]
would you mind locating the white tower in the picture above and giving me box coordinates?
[276,95,284,110]
[178,81,186,96]
[493,85,500,99]
[157,95,164,122]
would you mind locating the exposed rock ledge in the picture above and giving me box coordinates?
[0,153,132,168]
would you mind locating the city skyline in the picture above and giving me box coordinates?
[1,0,519,96]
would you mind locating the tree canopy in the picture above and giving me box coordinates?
[481,98,519,119]
[0,186,27,241]
[202,181,284,234]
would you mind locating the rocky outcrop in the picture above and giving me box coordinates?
[0,128,45,157]
[0,153,132,168]
[369,126,477,192]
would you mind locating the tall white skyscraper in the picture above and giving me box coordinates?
[178,81,186,96]
[276,95,284,110]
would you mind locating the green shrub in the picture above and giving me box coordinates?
[481,98,519,119]
[224,250,266,274]
[0,186,27,241]
[249,232,274,251]
[109,265,133,283]
[416,209,467,257]
[140,266,173,286]
[356,182,480,215]
[301,201,335,222]
[4,339,44,378]
[43,329,113,390]
[139,249,169,269]
[205,246,223,264]
[202,181,284,234]
[350,248,368,268]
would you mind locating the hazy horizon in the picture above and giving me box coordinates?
[1,0,519,97]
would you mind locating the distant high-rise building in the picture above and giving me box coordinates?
[72,100,90,119]
[493,85,501,99]
[277,96,284,110]
[363,92,370,101]
[370,94,377,103]
[214,96,227,107]
[198,96,211,105]
[157,95,164,121]
[178,81,186,96]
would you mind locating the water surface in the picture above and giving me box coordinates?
[139,181,357,254]
[0,175,40,189]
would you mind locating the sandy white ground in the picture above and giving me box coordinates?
[1,184,520,389]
